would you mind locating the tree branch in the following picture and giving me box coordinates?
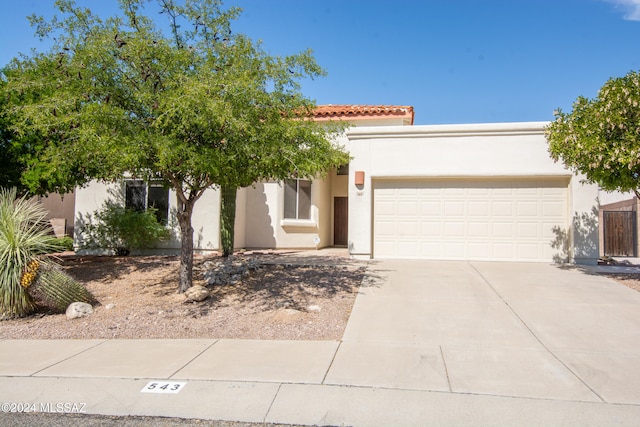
[160,0,183,49]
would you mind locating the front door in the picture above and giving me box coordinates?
[334,197,348,246]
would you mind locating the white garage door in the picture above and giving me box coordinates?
[373,178,568,261]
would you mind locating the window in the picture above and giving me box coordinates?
[284,179,311,220]
[125,180,170,224]
[337,164,349,176]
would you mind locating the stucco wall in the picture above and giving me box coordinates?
[38,191,76,237]
[74,181,222,253]
[346,122,600,263]
[241,178,328,249]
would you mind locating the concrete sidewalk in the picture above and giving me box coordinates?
[2,260,640,426]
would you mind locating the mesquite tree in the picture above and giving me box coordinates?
[5,0,348,292]
[546,71,640,199]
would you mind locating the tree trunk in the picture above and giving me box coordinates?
[177,201,194,293]
[220,184,237,258]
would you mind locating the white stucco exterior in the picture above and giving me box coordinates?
[72,110,601,264]
[345,122,600,263]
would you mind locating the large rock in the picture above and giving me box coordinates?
[184,285,210,302]
[66,302,94,320]
[203,257,264,286]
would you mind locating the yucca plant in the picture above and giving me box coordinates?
[0,188,50,317]
[0,188,95,318]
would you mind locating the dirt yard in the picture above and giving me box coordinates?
[0,252,367,340]
[605,273,640,293]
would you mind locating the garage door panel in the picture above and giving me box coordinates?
[542,222,560,239]
[444,242,465,257]
[543,201,565,216]
[468,201,489,216]
[398,187,419,196]
[468,243,490,258]
[421,241,441,257]
[398,201,418,216]
[445,201,465,216]
[374,178,568,262]
[375,186,396,196]
[376,200,395,215]
[493,222,513,237]
[421,201,441,215]
[399,222,418,236]
[493,243,516,259]
[445,222,465,237]
[420,187,442,197]
[469,187,490,196]
[398,241,419,257]
[517,201,538,216]
[492,201,513,216]
[517,186,538,196]
[375,221,395,237]
[376,241,396,256]
[468,222,490,237]
[421,222,441,237]
[517,244,540,259]
[445,189,466,197]
[517,222,539,238]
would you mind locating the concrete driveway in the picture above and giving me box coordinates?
[328,260,640,403]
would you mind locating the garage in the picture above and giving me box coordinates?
[373,178,569,261]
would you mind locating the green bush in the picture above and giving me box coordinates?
[44,236,74,253]
[79,200,170,256]
[0,188,48,317]
[0,188,94,318]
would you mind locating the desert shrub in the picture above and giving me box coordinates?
[78,200,170,256]
[44,236,74,253]
[0,188,95,318]
[0,188,48,317]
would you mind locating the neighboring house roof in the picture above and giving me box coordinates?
[314,105,415,125]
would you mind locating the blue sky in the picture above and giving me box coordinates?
[2,0,640,125]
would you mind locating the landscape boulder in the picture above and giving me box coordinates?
[184,285,210,302]
[66,302,94,320]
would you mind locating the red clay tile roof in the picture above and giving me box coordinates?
[314,105,414,125]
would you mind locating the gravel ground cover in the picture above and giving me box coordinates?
[0,252,366,340]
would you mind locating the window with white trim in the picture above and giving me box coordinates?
[125,180,170,224]
[284,179,311,220]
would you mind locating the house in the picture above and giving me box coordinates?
[73,105,624,264]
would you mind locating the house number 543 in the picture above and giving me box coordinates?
[141,381,186,394]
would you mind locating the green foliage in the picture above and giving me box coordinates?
[44,236,74,253]
[78,200,170,256]
[0,80,29,194]
[545,70,640,198]
[1,68,86,196]
[0,188,51,317]
[4,0,349,290]
[220,184,236,257]
[0,188,95,317]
